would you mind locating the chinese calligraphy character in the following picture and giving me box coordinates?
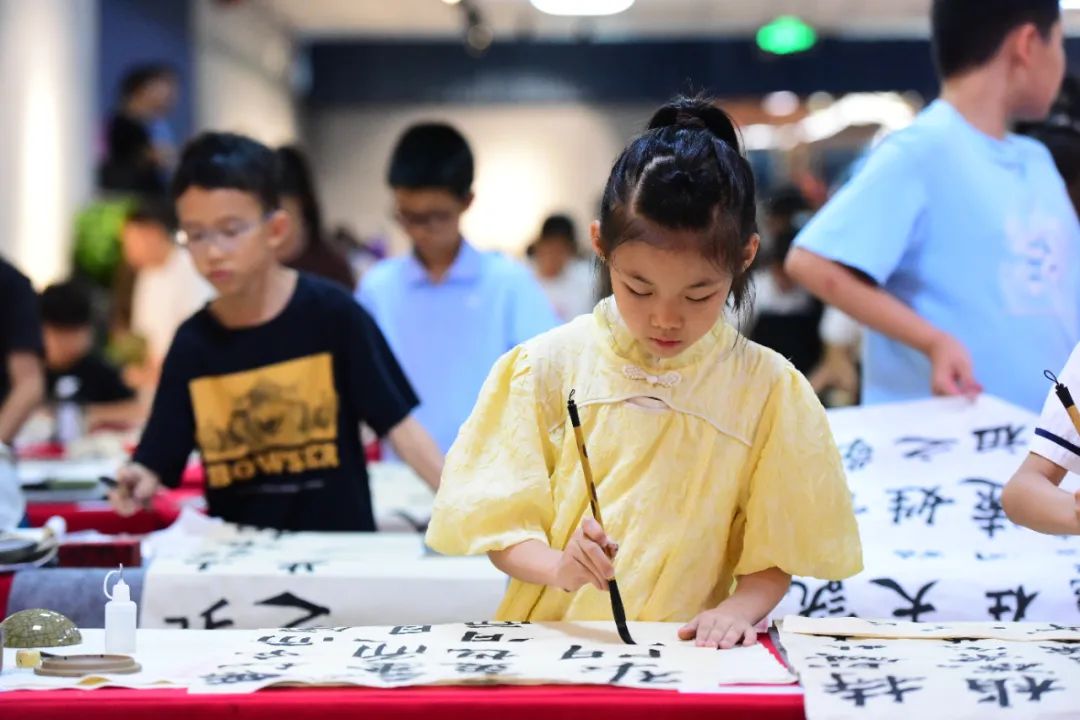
[448,648,514,661]
[353,643,428,660]
[789,580,848,617]
[841,439,873,471]
[450,662,511,676]
[870,578,937,622]
[258,634,314,647]
[962,478,1009,539]
[583,662,678,685]
[986,586,1039,621]
[1041,644,1080,666]
[972,425,1025,454]
[279,561,321,574]
[896,437,957,461]
[255,592,329,628]
[253,649,301,661]
[887,486,955,526]
[967,676,1060,707]
[391,625,432,636]
[200,671,282,685]
[823,673,924,707]
[461,631,529,643]
[361,662,424,683]
[809,653,898,671]
[172,598,234,630]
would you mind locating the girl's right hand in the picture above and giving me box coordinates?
[552,518,619,592]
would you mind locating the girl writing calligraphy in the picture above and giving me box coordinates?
[426,97,863,649]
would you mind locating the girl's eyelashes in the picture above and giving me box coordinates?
[625,284,652,298]
[687,293,718,304]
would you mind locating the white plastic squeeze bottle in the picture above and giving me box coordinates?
[104,564,137,653]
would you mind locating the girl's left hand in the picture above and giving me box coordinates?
[678,608,757,649]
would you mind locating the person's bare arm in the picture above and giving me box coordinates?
[678,567,791,649]
[86,399,148,430]
[386,414,443,491]
[488,519,618,592]
[786,248,980,396]
[0,351,45,443]
[1002,453,1080,535]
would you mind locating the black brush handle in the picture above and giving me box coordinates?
[608,579,635,645]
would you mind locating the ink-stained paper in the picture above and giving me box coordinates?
[780,617,1080,719]
[140,529,507,629]
[774,395,1080,624]
[188,621,795,694]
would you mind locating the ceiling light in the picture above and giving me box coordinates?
[530,0,635,17]
[1062,1,1080,10]
[442,0,463,5]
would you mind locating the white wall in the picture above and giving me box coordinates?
[0,0,97,287]
[308,103,654,256]
[193,0,298,145]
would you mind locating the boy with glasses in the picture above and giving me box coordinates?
[358,123,559,453]
[111,133,442,531]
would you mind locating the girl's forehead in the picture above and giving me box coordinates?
[611,241,727,282]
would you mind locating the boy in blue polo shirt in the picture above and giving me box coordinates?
[787,0,1078,412]
[358,123,559,452]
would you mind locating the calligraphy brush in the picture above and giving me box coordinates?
[567,390,635,645]
[1044,370,1080,437]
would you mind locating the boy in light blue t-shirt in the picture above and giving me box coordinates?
[357,123,559,453]
[788,0,1077,412]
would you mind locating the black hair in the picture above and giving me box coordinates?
[541,214,576,241]
[172,132,280,212]
[765,186,808,221]
[931,0,1059,79]
[126,197,178,232]
[40,280,93,329]
[276,145,325,244]
[527,214,578,257]
[770,228,799,266]
[598,95,758,312]
[120,63,177,102]
[387,123,474,199]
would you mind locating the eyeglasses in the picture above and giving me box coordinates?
[393,208,458,230]
[175,215,270,252]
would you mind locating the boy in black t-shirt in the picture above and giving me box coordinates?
[40,281,140,426]
[111,133,443,531]
[0,256,45,529]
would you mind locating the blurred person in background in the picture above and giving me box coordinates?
[99,64,179,195]
[40,281,141,428]
[1018,75,1080,216]
[748,189,822,376]
[0,255,45,529]
[121,198,214,389]
[808,307,862,407]
[787,0,1077,412]
[526,214,595,321]
[748,228,823,376]
[275,146,356,290]
[357,123,559,453]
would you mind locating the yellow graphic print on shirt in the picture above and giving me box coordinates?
[190,353,340,489]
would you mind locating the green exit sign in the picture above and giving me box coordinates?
[757,16,817,56]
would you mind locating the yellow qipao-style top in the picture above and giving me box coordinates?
[426,298,863,622]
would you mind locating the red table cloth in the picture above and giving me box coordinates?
[0,683,804,720]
